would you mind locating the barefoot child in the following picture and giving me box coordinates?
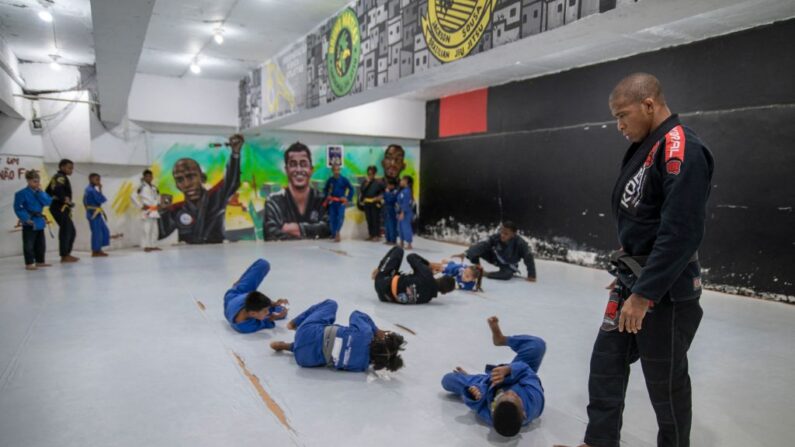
[270,299,405,372]
[441,316,546,437]
[13,170,53,270]
[372,246,455,304]
[224,258,289,333]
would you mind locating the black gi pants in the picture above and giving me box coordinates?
[585,286,703,447]
[364,203,381,238]
[22,227,46,265]
[374,246,403,302]
[465,241,515,280]
[51,206,76,257]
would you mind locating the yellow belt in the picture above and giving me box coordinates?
[85,205,106,220]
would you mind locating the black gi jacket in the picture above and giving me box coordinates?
[611,114,714,302]
[359,178,385,203]
[375,253,439,304]
[263,187,330,240]
[469,234,537,278]
[159,153,241,244]
[46,171,73,215]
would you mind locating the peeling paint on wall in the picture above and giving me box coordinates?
[423,218,794,304]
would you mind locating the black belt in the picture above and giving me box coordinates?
[609,249,698,277]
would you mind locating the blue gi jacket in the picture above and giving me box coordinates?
[83,185,107,220]
[383,189,398,216]
[324,176,354,201]
[397,187,413,215]
[14,187,52,231]
[462,361,545,426]
[443,261,476,291]
[331,311,378,371]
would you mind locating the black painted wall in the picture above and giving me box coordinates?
[420,20,795,298]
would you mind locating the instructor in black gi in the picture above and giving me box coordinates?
[567,73,714,447]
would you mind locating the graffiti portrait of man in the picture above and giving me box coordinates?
[381,144,406,184]
[159,134,243,244]
[263,142,330,240]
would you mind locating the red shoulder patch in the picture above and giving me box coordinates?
[666,159,682,175]
[664,125,686,175]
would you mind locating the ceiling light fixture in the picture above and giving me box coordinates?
[189,59,201,74]
[38,10,54,23]
[213,29,224,45]
[49,54,62,71]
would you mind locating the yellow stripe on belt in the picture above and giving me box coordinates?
[85,205,106,220]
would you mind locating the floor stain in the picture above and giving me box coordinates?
[196,300,206,311]
[232,352,294,433]
[318,246,352,257]
[394,323,416,335]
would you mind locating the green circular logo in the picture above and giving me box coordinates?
[327,8,361,97]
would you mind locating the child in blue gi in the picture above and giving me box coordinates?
[442,316,546,437]
[323,164,354,242]
[382,177,399,245]
[431,259,484,291]
[224,258,289,334]
[397,175,414,249]
[13,170,53,270]
[83,173,110,257]
[270,299,405,372]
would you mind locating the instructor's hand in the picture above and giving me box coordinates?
[619,293,651,334]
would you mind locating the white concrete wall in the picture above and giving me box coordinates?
[18,62,82,92]
[128,73,239,128]
[0,36,25,118]
[282,97,426,140]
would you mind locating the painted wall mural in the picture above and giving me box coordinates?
[240,0,611,127]
[113,135,419,244]
[261,39,308,122]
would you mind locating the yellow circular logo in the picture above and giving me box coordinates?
[421,0,497,63]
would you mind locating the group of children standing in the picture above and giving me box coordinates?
[325,163,416,247]
[13,160,112,269]
[13,160,164,270]
[349,166,416,248]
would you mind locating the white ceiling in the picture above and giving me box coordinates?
[0,0,93,66]
[138,0,351,80]
[0,0,351,80]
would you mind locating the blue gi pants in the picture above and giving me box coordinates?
[290,299,339,367]
[328,202,345,238]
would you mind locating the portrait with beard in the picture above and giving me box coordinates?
[381,144,406,185]
[158,134,243,244]
[263,142,330,240]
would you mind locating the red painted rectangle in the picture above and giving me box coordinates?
[438,89,488,138]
